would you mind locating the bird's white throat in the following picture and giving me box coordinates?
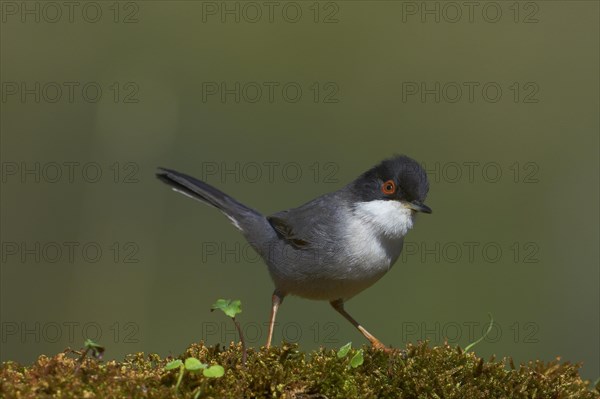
[354,200,414,238]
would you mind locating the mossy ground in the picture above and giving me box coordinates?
[1,341,598,398]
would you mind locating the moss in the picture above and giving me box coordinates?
[1,342,598,398]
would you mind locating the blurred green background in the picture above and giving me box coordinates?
[1,0,598,382]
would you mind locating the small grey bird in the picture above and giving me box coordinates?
[156,155,431,350]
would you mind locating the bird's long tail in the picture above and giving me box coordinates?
[156,167,274,243]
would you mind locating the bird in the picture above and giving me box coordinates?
[156,155,431,351]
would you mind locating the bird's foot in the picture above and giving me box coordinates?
[370,340,395,353]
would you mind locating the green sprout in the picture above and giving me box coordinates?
[337,342,352,358]
[211,298,247,365]
[211,299,242,318]
[350,350,364,368]
[203,365,225,378]
[164,357,224,395]
[185,357,205,372]
[83,339,105,359]
[165,359,185,392]
[464,313,494,352]
[73,339,105,374]
[336,342,364,368]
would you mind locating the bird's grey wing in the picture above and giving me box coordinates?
[267,193,341,250]
[267,216,310,249]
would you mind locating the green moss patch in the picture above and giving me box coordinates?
[1,342,598,398]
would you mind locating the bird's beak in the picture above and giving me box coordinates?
[406,201,432,214]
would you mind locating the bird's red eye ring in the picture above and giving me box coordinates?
[381,180,396,195]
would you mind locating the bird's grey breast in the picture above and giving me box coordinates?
[262,191,411,300]
[342,202,408,275]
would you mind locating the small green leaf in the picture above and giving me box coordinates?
[164,359,183,370]
[203,365,225,378]
[211,299,242,318]
[83,339,105,358]
[184,357,207,371]
[350,349,364,368]
[337,342,352,358]
[84,339,102,349]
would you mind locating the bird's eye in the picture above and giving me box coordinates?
[381,180,396,195]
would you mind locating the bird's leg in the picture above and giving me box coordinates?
[266,290,284,348]
[330,299,392,352]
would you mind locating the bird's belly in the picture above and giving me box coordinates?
[267,237,403,301]
[282,266,389,301]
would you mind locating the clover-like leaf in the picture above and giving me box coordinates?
[184,357,207,371]
[337,342,352,358]
[350,349,364,368]
[211,299,242,318]
[164,359,183,370]
[203,365,225,378]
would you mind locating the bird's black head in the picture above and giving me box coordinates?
[350,155,432,213]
